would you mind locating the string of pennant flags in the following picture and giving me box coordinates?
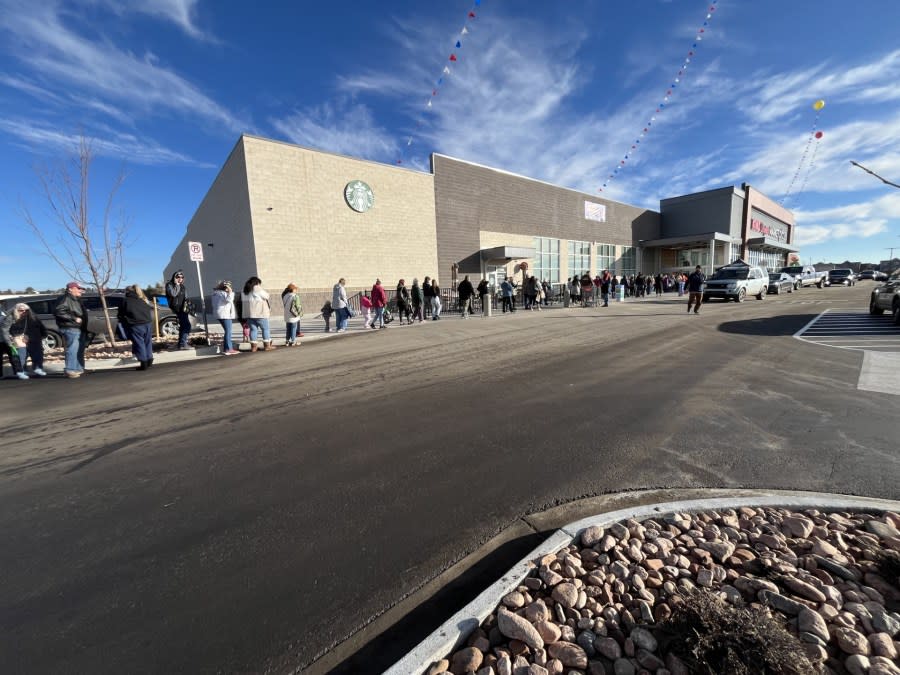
[396,0,482,165]
[782,99,826,206]
[598,0,718,193]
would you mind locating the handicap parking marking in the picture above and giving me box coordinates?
[794,309,900,352]
[858,351,900,395]
[795,310,900,395]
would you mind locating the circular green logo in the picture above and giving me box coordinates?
[344,180,374,213]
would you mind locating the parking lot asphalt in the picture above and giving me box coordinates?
[0,283,897,674]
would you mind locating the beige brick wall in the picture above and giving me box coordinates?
[164,138,256,298]
[242,135,438,294]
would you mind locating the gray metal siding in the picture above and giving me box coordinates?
[432,155,659,278]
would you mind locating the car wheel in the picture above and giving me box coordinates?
[756,287,766,300]
[736,288,746,303]
[159,317,179,337]
[893,299,900,326]
[43,330,63,350]
[870,297,884,315]
[816,281,822,288]
[774,286,780,295]
[788,285,793,293]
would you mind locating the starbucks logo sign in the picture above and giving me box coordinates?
[344,180,374,213]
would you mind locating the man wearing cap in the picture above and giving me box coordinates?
[54,282,89,378]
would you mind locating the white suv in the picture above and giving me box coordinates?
[702,260,768,303]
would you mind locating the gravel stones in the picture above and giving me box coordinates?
[580,525,604,547]
[497,609,544,650]
[550,582,578,608]
[437,507,900,675]
[545,642,587,668]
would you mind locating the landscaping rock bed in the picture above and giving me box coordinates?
[428,507,900,675]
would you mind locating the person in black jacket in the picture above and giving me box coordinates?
[422,276,433,319]
[118,285,155,370]
[457,275,475,318]
[11,303,47,377]
[1,306,29,380]
[54,281,89,378]
[687,265,706,314]
[477,278,490,317]
[165,270,191,349]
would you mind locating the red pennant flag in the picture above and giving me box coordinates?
[469,11,475,18]
[432,89,437,96]
[449,54,457,61]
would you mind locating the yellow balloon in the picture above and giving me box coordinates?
[813,99,825,111]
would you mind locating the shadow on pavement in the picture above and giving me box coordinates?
[718,314,818,337]
[326,529,551,675]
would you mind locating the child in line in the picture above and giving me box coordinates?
[320,300,334,332]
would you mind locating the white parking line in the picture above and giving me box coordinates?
[795,310,900,394]
[858,351,900,395]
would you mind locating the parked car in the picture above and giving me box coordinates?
[827,269,857,286]
[778,265,827,290]
[767,272,795,295]
[869,269,900,325]
[702,260,768,303]
[0,292,189,350]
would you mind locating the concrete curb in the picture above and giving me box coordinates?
[384,488,900,675]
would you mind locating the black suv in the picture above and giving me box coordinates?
[0,292,185,350]
[827,269,857,286]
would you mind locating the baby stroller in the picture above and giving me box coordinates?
[382,298,396,324]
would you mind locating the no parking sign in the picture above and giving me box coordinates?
[186,241,209,337]
[188,241,204,262]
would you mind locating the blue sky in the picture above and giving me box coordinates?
[2,0,900,290]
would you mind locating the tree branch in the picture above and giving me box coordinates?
[850,161,900,190]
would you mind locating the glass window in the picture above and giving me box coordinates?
[568,240,591,278]
[596,244,615,273]
[619,246,636,277]
[532,237,560,283]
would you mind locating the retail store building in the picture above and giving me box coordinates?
[164,135,795,297]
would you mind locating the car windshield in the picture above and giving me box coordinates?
[711,268,749,280]
[768,274,783,281]
[830,270,850,276]
[780,267,803,275]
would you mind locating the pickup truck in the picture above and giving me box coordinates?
[779,265,827,290]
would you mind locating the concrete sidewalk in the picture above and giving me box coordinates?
[3,294,690,377]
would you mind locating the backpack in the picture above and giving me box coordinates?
[289,294,303,317]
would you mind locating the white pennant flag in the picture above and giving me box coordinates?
[443,66,450,75]
[461,27,468,35]
[427,100,432,108]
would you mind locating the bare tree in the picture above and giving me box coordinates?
[21,135,129,345]
[850,161,900,189]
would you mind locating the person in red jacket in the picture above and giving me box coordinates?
[370,279,388,329]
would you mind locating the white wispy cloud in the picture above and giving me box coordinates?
[104,0,213,41]
[0,118,216,167]
[739,49,900,126]
[0,1,244,132]
[270,101,398,160]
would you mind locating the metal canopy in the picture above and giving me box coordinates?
[480,246,535,265]
[746,236,794,253]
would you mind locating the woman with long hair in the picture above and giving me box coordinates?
[212,280,238,355]
[241,277,275,351]
[281,283,303,346]
[118,284,155,370]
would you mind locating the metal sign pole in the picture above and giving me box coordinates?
[195,259,209,339]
